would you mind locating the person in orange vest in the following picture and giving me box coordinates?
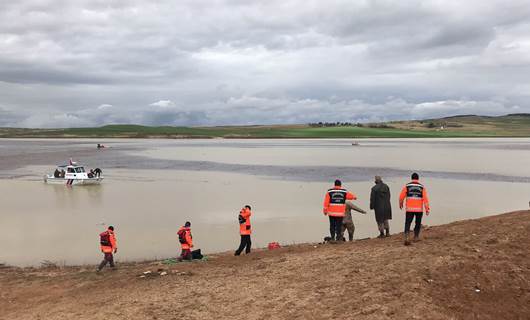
[97,226,117,272]
[399,172,430,245]
[323,180,356,241]
[235,205,252,255]
[177,221,193,261]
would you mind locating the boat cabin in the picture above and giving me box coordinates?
[55,164,89,179]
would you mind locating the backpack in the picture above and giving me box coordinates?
[178,229,187,244]
[100,231,111,246]
[191,249,203,260]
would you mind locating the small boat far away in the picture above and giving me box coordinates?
[44,160,103,186]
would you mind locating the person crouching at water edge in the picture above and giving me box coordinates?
[341,200,367,241]
[399,173,430,246]
[177,222,193,261]
[97,226,117,272]
[235,205,252,256]
[323,179,356,241]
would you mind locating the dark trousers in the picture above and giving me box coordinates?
[98,252,115,270]
[329,216,344,240]
[405,212,423,237]
[179,249,192,261]
[235,235,252,255]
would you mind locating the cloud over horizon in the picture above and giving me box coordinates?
[1,0,529,127]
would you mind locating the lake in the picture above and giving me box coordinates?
[1,138,529,266]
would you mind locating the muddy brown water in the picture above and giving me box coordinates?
[0,138,529,266]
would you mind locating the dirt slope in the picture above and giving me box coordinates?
[1,210,529,320]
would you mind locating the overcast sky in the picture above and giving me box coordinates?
[1,0,529,128]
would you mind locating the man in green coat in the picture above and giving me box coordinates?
[370,176,392,238]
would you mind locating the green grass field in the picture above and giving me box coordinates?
[1,114,529,138]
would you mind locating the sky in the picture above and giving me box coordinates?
[1,0,529,128]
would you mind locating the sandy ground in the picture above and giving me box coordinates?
[1,210,529,320]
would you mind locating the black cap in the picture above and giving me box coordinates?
[334,179,342,186]
[108,226,114,231]
[184,221,191,227]
[411,172,419,180]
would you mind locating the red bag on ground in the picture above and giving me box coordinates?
[268,242,281,250]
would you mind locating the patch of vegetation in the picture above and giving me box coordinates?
[1,114,529,138]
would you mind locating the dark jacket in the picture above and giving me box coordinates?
[370,182,392,222]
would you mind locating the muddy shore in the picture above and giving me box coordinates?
[1,210,529,320]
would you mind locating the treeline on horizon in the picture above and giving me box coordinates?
[308,122,394,128]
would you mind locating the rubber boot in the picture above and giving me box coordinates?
[385,228,390,237]
[404,233,411,246]
[378,231,385,239]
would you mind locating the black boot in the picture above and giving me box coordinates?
[378,231,385,238]
[385,228,390,237]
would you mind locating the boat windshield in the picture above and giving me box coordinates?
[75,167,85,173]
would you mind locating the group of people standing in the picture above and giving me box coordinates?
[323,172,430,245]
[96,173,429,271]
[97,205,254,270]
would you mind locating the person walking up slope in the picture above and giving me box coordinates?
[97,226,117,272]
[323,179,356,241]
[177,222,193,261]
[399,173,430,245]
[370,176,392,238]
[235,205,252,256]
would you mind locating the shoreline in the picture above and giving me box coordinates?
[2,134,530,139]
[2,209,529,319]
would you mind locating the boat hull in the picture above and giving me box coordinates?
[44,176,103,185]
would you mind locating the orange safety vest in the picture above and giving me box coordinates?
[323,186,356,217]
[100,230,117,254]
[239,208,252,235]
[178,227,193,250]
[399,180,430,213]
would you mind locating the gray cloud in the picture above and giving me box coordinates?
[1,0,529,127]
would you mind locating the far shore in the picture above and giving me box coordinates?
[2,114,530,139]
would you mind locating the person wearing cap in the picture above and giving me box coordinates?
[370,176,392,238]
[97,226,117,272]
[177,221,193,261]
[323,179,356,241]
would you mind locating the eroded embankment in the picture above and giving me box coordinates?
[1,210,529,320]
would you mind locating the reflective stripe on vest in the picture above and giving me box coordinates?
[328,189,347,204]
[327,188,347,216]
[406,182,424,212]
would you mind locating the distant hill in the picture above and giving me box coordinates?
[386,114,530,137]
[0,114,529,138]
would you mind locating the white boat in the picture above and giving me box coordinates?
[44,162,103,185]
